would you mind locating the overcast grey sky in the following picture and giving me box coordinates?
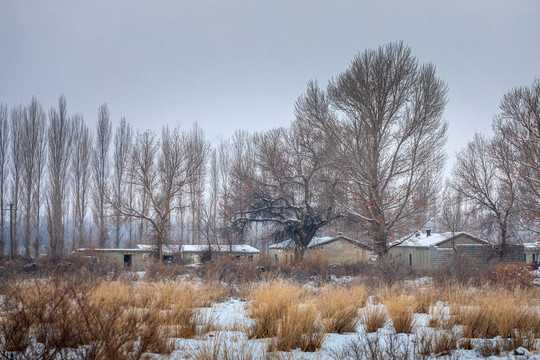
[1,0,539,171]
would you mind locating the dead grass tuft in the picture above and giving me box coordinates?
[317,285,364,333]
[384,295,416,334]
[270,302,325,352]
[247,281,302,339]
[360,305,389,333]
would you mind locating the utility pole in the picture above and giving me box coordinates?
[2,203,17,260]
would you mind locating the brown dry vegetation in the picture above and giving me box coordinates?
[0,275,222,359]
[1,260,540,358]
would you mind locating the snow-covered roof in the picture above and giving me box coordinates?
[135,244,259,254]
[523,242,540,249]
[393,231,487,247]
[77,248,148,252]
[269,235,365,249]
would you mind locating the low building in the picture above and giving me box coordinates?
[524,243,540,268]
[388,231,490,270]
[76,243,260,271]
[389,230,525,270]
[269,234,372,264]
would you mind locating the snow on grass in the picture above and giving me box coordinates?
[161,296,540,360]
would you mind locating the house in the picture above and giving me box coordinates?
[388,230,527,270]
[524,243,540,268]
[76,243,260,271]
[268,234,372,264]
[388,230,492,270]
[136,244,260,264]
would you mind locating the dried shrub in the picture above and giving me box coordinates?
[0,275,163,359]
[145,261,185,280]
[190,333,265,360]
[270,303,325,352]
[360,305,389,333]
[414,289,436,314]
[384,295,416,334]
[416,328,460,357]
[475,338,502,357]
[248,281,302,339]
[317,285,363,333]
[428,307,457,331]
[489,263,535,288]
[330,333,410,360]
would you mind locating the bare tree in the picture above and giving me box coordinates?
[201,148,219,246]
[46,96,73,257]
[71,115,92,250]
[306,42,448,257]
[32,111,47,258]
[9,105,24,258]
[452,133,518,259]
[20,97,46,257]
[439,185,469,237]
[110,126,209,263]
[92,104,112,248]
[112,117,132,248]
[187,124,206,244]
[0,104,8,257]
[124,169,137,248]
[494,79,540,236]
[228,109,343,258]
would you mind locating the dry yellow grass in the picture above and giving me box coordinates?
[414,289,437,314]
[360,305,389,333]
[428,307,457,331]
[271,302,325,352]
[247,281,303,339]
[384,295,416,334]
[450,285,540,353]
[317,285,365,333]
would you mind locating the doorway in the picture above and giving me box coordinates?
[124,254,132,268]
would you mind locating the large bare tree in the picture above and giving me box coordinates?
[0,104,8,257]
[494,79,540,236]
[71,115,92,250]
[46,96,73,257]
[20,97,46,257]
[110,126,209,262]
[228,110,343,258]
[92,104,112,248]
[112,117,132,248]
[452,133,519,259]
[306,42,448,256]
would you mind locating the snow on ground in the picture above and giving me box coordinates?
[160,298,540,360]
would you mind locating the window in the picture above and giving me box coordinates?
[124,254,132,268]
[409,254,412,267]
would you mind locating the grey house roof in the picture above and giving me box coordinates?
[392,231,488,248]
[269,234,367,250]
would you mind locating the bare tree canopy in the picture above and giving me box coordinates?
[228,110,343,257]
[112,117,133,248]
[494,78,540,236]
[0,103,8,257]
[71,115,92,251]
[109,126,209,262]
[20,97,47,258]
[46,95,73,257]
[306,42,448,256]
[92,104,112,248]
[452,133,519,259]
[9,105,23,257]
